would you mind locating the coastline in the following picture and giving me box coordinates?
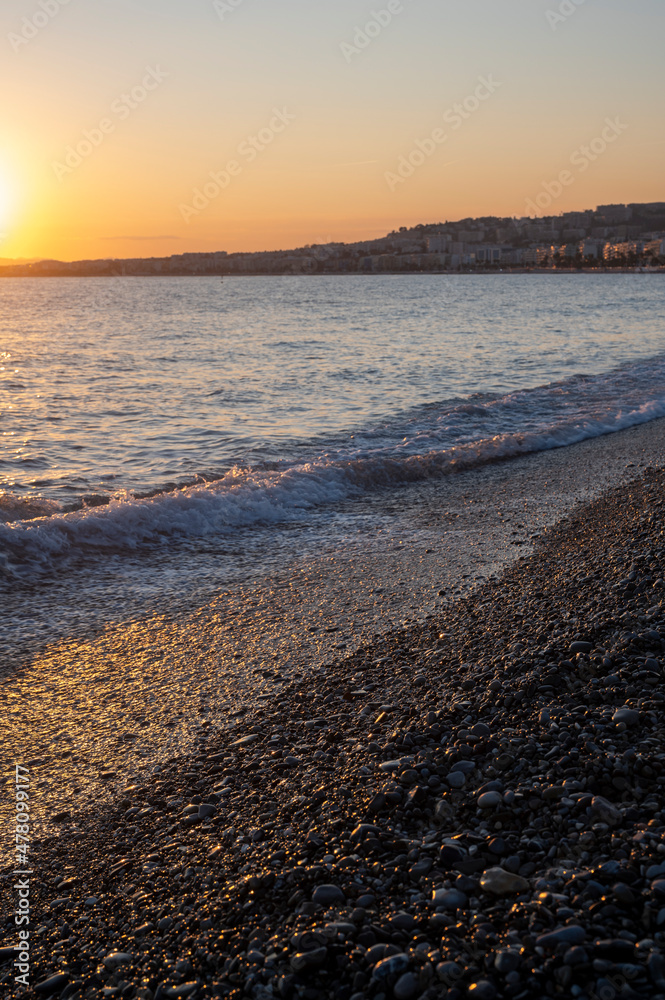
[2,440,665,997]
[0,269,663,278]
[2,417,665,861]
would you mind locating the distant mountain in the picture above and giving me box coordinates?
[0,257,43,265]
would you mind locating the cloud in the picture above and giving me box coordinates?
[335,160,379,168]
[100,235,181,241]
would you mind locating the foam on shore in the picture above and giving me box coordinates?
[3,356,665,579]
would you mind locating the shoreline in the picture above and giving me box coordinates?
[2,417,665,878]
[0,269,664,278]
[4,414,665,662]
[2,459,665,998]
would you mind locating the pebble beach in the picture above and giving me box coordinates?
[3,449,665,1000]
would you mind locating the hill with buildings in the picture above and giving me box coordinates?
[2,203,664,277]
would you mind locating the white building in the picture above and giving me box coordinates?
[427,235,451,253]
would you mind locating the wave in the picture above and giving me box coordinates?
[0,494,63,524]
[2,357,665,579]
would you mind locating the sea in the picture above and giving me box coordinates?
[2,272,665,652]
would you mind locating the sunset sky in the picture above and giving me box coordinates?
[1,0,663,261]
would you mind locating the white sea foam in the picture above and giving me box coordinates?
[2,357,665,579]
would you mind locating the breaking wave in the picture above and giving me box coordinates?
[2,355,665,579]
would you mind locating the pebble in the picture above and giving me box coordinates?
[591,795,622,826]
[440,844,464,866]
[467,981,497,999]
[290,947,327,972]
[564,946,589,966]
[34,975,70,995]
[651,880,665,901]
[451,759,476,774]
[494,950,520,974]
[488,836,506,856]
[312,884,345,906]
[479,868,529,895]
[432,887,468,910]
[570,641,593,654]
[537,925,586,948]
[390,911,417,931]
[477,790,502,809]
[612,882,635,906]
[373,953,410,980]
[394,972,419,999]
[231,734,259,747]
[103,952,132,971]
[613,707,640,726]
[437,961,463,985]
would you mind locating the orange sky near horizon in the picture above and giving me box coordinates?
[0,0,663,262]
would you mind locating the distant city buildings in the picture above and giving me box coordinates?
[2,203,664,277]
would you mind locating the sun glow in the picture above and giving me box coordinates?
[0,153,29,256]
[0,190,10,233]
[0,167,15,240]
